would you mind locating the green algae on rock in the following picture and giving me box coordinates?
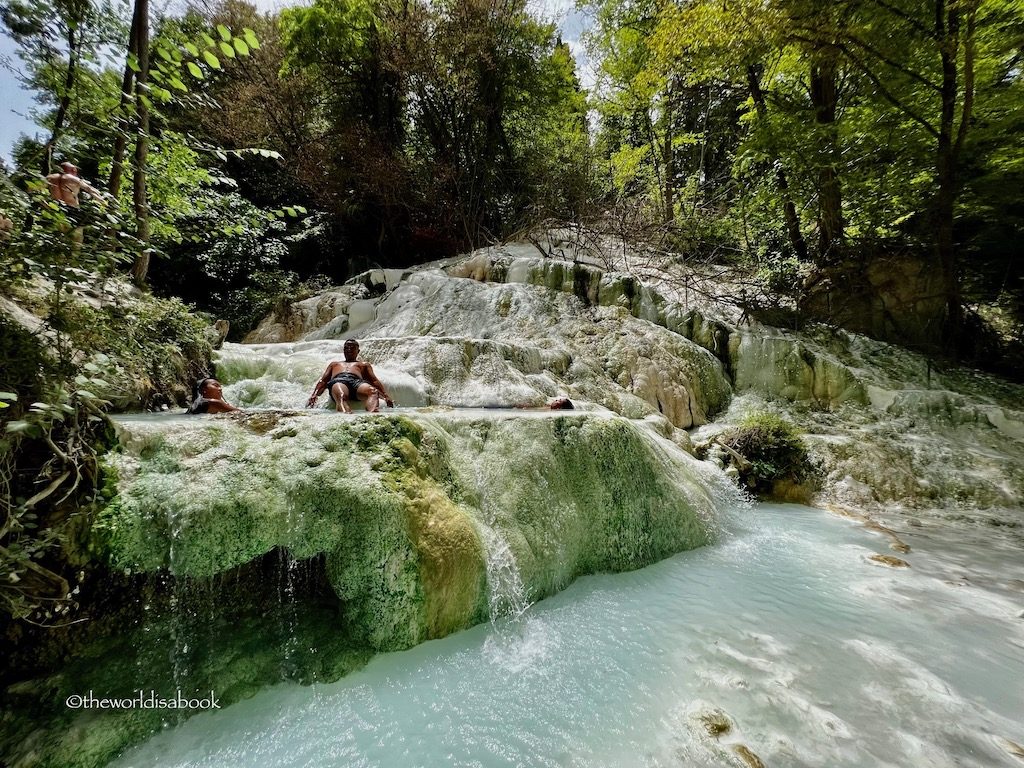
[95,411,717,652]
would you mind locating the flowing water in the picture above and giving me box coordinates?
[110,503,1024,768]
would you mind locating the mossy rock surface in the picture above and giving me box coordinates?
[96,411,716,649]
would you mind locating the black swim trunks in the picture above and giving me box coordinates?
[327,372,367,401]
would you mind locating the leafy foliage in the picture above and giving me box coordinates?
[719,412,813,496]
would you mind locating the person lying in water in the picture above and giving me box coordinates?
[306,339,395,413]
[186,378,239,414]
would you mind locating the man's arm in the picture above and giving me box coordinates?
[363,364,394,407]
[306,364,333,407]
[79,178,107,206]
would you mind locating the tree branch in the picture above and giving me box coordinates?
[953,3,976,157]
[843,32,941,93]
[838,45,940,138]
[865,0,934,38]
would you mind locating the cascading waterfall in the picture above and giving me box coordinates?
[478,523,531,624]
[470,453,532,625]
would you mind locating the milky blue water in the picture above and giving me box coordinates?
[112,504,1024,768]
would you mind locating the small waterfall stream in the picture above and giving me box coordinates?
[478,523,531,624]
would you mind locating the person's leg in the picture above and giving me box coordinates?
[356,382,380,413]
[330,382,352,413]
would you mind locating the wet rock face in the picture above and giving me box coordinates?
[223,266,734,428]
[98,411,717,651]
[237,244,1024,510]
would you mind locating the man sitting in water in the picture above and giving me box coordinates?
[306,339,395,413]
[186,378,239,414]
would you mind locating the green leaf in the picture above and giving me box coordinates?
[170,77,187,92]
[217,24,231,42]
[6,421,32,434]
[127,53,141,73]
[233,38,249,56]
[219,41,236,59]
[184,42,200,56]
[201,32,216,48]
[156,45,174,63]
[187,61,204,79]
[243,28,260,50]
[202,50,221,69]
[0,391,17,401]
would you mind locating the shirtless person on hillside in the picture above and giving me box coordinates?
[306,339,395,413]
[47,162,103,208]
[46,162,105,245]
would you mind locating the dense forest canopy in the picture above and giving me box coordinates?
[0,0,1021,357]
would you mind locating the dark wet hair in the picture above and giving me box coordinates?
[550,397,574,410]
[343,338,359,347]
[192,377,214,400]
[186,378,214,414]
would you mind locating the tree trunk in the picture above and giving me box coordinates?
[109,0,141,199]
[662,81,675,224]
[746,65,809,261]
[130,0,151,287]
[934,0,972,347]
[809,54,843,265]
[40,25,80,176]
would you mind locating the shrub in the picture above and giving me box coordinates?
[719,411,814,498]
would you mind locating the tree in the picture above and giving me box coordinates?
[1,0,125,174]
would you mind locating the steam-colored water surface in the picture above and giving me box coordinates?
[112,504,1024,768]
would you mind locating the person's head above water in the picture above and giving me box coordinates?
[187,377,238,414]
[193,377,225,400]
[343,338,359,361]
[549,397,574,410]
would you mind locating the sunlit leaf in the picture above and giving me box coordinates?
[187,61,204,79]
[202,50,221,69]
[219,41,236,59]
[217,24,231,42]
